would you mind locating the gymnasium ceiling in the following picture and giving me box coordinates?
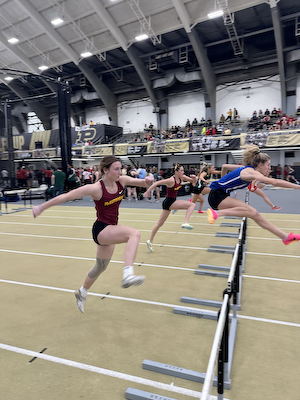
[0,0,300,128]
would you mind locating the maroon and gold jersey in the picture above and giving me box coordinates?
[94,180,124,225]
[166,176,182,198]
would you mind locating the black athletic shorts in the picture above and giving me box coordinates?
[208,189,230,210]
[92,220,110,245]
[162,197,177,211]
[192,186,204,195]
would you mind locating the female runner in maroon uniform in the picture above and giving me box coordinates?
[32,155,153,313]
[144,163,196,252]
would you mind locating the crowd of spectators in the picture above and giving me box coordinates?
[247,107,300,132]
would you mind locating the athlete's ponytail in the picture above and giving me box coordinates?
[173,163,181,171]
[200,162,213,173]
[243,145,270,168]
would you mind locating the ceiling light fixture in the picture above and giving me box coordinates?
[4,76,14,81]
[135,33,149,41]
[8,37,19,44]
[51,18,64,26]
[81,51,93,58]
[38,65,49,71]
[208,10,224,19]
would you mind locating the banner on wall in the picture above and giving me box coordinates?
[0,124,121,152]
[265,133,300,147]
[190,135,240,152]
[114,143,148,156]
[82,145,113,156]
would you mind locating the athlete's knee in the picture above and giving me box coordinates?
[87,257,111,279]
[130,228,141,241]
[248,208,260,219]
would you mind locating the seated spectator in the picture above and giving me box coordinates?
[192,118,198,126]
[201,126,206,136]
[277,108,282,116]
[149,122,154,130]
[216,124,224,134]
[288,115,295,127]
[258,110,263,117]
[252,110,257,118]
[186,119,191,128]
[271,107,277,117]
[224,127,231,135]
[296,116,300,127]
[219,114,225,123]
[206,117,212,127]
[206,128,211,136]
[297,106,300,116]
[211,125,217,135]
[264,108,270,116]
[200,117,206,124]
[89,120,94,125]
[281,115,287,129]
[275,118,281,130]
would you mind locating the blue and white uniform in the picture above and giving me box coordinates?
[209,166,254,209]
[210,166,254,193]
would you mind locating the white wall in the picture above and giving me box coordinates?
[216,76,281,120]
[117,100,154,133]
[85,107,110,125]
[168,92,205,127]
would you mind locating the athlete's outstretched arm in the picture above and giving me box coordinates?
[221,164,240,177]
[32,184,100,218]
[241,169,300,189]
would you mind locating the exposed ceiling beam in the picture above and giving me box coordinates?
[0,32,40,74]
[15,0,79,65]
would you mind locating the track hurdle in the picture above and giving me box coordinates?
[0,189,30,214]
[184,217,247,312]
[142,220,246,391]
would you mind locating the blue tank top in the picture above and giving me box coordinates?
[210,166,254,193]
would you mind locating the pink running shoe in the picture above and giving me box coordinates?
[207,208,218,224]
[198,210,204,213]
[189,198,192,202]
[282,232,300,245]
[272,206,281,211]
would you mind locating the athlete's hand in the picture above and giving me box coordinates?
[145,176,154,186]
[143,189,151,198]
[248,181,258,192]
[32,205,42,218]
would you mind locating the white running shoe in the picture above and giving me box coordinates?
[181,223,193,230]
[121,275,145,288]
[74,289,86,313]
[146,239,154,252]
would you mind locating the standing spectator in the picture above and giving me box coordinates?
[92,165,100,183]
[233,108,238,119]
[67,164,77,191]
[284,165,289,181]
[52,167,66,197]
[36,170,44,186]
[226,109,232,121]
[126,166,138,202]
[276,164,282,179]
[201,126,206,136]
[185,119,191,128]
[1,168,9,187]
[43,167,53,187]
[19,166,28,187]
[286,166,299,184]
[82,168,92,185]
[211,125,217,135]
[296,106,300,116]
[138,164,146,179]
[27,167,34,187]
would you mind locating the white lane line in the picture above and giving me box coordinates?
[1,278,299,328]
[243,275,300,284]
[0,343,213,399]
[1,248,300,278]
[246,251,300,259]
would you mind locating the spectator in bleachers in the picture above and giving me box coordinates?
[258,110,264,117]
[226,109,232,121]
[297,106,300,116]
[277,108,282,116]
[206,128,211,136]
[224,127,231,135]
[288,115,295,127]
[233,108,238,119]
[201,126,206,136]
[211,125,217,135]
[186,119,191,128]
[89,120,94,125]
[207,117,212,127]
[220,114,225,123]
[192,118,198,126]
[252,110,257,118]
[271,107,277,117]
[200,117,206,124]
[264,108,270,116]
